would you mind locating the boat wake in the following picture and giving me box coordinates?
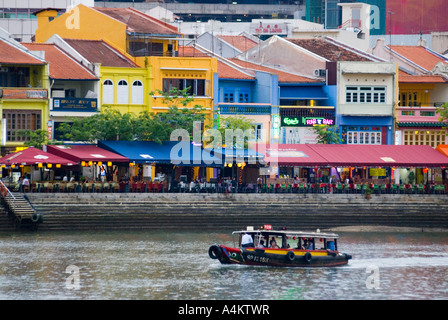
[345,256,448,269]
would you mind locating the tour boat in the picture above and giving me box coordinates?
[208,225,352,267]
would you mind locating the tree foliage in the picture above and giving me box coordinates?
[18,129,58,149]
[57,88,210,144]
[311,125,342,144]
[207,114,256,148]
[436,102,448,128]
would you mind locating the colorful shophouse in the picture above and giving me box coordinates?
[33,5,217,122]
[238,35,397,145]
[0,31,49,154]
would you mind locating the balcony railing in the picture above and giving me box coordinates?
[397,106,441,123]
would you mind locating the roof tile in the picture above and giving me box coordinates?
[63,39,138,68]
[230,58,320,83]
[22,43,97,80]
[0,41,45,65]
[93,7,180,35]
[217,35,258,53]
[390,45,448,71]
[286,38,371,62]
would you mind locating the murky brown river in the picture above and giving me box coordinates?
[0,230,447,300]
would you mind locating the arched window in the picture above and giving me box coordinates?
[132,80,143,105]
[102,79,114,104]
[117,79,129,104]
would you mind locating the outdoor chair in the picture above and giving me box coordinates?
[132,182,143,192]
[30,182,38,193]
[110,182,120,193]
[291,183,298,193]
[43,182,53,192]
[417,184,424,194]
[261,183,267,193]
[101,182,110,192]
[435,185,445,194]
[56,183,66,193]
[390,184,398,194]
[22,184,30,193]
[336,184,343,194]
[66,182,75,193]
[280,183,287,193]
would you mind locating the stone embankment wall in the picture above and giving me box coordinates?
[17,193,448,232]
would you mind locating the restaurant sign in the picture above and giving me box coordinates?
[52,98,97,112]
[281,116,334,127]
[1,88,48,99]
[250,22,286,35]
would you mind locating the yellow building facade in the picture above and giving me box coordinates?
[34,5,217,122]
[100,65,152,115]
[0,44,50,152]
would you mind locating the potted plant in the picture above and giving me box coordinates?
[364,185,373,199]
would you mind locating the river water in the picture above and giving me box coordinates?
[0,230,447,300]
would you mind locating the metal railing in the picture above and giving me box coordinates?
[0,179,16,209]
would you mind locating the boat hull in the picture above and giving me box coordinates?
[209,245,351,267]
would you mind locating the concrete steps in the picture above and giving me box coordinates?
[20,193,448,232]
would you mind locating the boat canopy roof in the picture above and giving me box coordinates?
[232,228,339,239]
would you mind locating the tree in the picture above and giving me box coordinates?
[57,107,136,143]
[436,102,448,128]
[149,87,210,142]
[57,88,212,143]
[311,125,342,144]
[17,129,57,149]
[211,114,256,149]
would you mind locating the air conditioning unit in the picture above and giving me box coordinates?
[313,69,326,77]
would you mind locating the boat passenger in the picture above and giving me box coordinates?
[241,233,254,248]
[270,239,280,249]
[304,240,313,250]
[256,240,265,248]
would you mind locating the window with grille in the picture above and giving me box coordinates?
[403,130,446,148]
[162,78,206,96]
[3,110,41,142]
[346,86,386,103]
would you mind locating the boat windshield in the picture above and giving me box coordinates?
[233,229,339,251]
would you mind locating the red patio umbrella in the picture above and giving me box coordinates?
[0,147,75,166]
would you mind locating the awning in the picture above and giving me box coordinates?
[205,147,265,165]
[257,144,448,168]
[256,144,328,167]
[98,141,224,167]
[307,144,448,168]
[45,145,129,163]
[436,145,448,158]
[0,147,75,166]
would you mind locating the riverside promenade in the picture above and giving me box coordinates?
[9,193,448,232]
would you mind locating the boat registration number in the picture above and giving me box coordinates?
[247,255,270,264]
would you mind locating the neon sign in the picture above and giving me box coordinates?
[281,116,334,127]
[272,115,281,139]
